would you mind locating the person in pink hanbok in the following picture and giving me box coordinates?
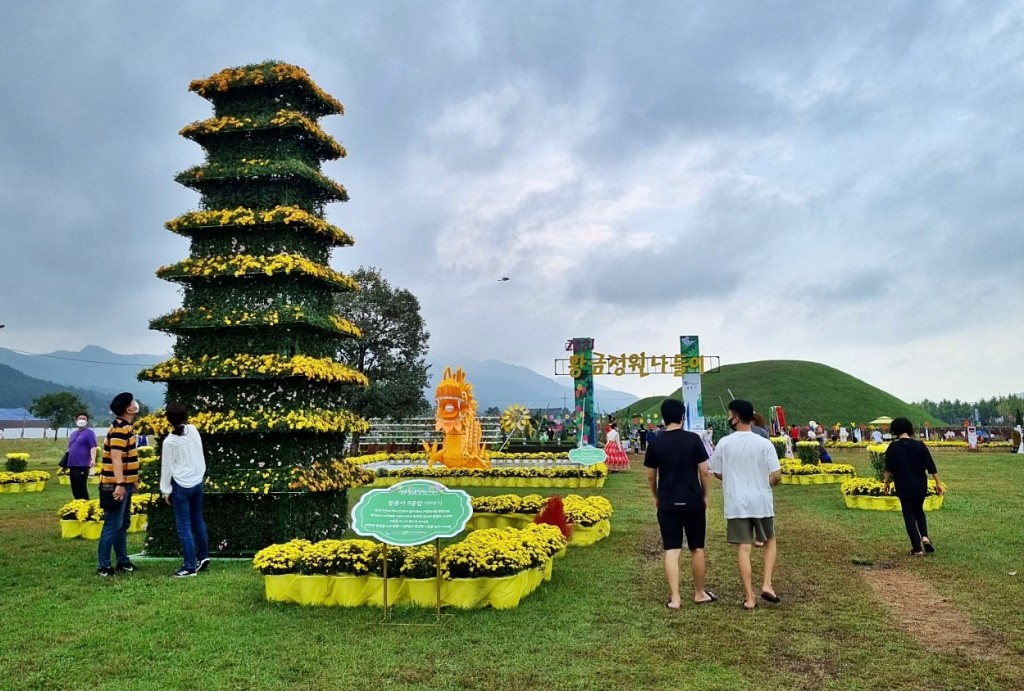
[604,422,630,471]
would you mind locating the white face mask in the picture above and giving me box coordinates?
[128,401,140,414]
[76,418,88,428]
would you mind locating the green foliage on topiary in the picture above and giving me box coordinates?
[140,62,370,556]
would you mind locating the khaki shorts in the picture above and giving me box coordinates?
[726,517,775,544]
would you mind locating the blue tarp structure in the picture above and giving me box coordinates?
[0,408,48,425]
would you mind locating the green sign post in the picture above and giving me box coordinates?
[568,446,607,466]
[351,479,473,622]
[351,479,473,547]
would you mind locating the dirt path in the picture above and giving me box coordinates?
[860,566,1008,661]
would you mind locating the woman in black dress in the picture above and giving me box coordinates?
[882,418,944,555]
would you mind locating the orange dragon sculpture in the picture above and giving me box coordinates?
[423,366,490,469]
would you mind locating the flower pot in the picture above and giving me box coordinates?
[781,473,849,485]
[843,494,944,512]
[129,514,147,533]
[59,476,71,485]
[570,519,612,546]
[7,483,21,493]
[404,577,442,607]
[83,522,104,540]
[60,520,87,539]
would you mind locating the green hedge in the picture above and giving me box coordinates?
[144,490,349,557]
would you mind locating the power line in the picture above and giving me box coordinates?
[2,348,160,367]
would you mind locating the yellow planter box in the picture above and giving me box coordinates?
[571,519,611,546]
[62,476,102,485]
[372,476,605,489]
[5,483,22,493]
[781,473,851,485]
[264,566,548,609]
[59,515,148,539]
[60,520,104,540]
[842,494,944,511]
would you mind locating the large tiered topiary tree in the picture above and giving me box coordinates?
[139,62,373,556]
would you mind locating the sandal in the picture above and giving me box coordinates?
[695,590,718,605]
[923,540,935,553]
[741,601,757,611]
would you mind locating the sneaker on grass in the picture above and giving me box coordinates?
[96,567,116,577]
[171,568,197,578]
[197,558,211,573]
[116,561,138,573]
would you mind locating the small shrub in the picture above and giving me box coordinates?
[795,442,820,466]
[5,453,29,473]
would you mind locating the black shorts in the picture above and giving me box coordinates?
[657,508,706,551]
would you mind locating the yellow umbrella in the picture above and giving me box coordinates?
[869,416,893,425]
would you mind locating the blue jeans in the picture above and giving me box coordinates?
[98,484,134,569]
[171,480,209,571]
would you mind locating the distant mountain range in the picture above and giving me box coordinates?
[0,346,165,410]
[0,347,640,415]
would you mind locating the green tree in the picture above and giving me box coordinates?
[335,266,430,450]
[483,406,501,417]
[29,391,88,441]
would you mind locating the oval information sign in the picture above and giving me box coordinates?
[350,479,474,547]
[568,445,607,466]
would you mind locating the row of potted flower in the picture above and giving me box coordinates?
[779,460,856,485]
[0,471,51,492]
[253,524,568,609]
[839,478,945,511]
[348,451,574,465]
[372,463,608,488]
[56,494,158,539]
[466,494,613,546]
[779,457,947,512]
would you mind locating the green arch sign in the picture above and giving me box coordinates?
[350,479,474,546]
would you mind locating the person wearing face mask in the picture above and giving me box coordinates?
[66,412,98,499]
[97,392,141,577]
[708,399,782,610]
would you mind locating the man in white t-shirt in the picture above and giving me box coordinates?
[708,399,782,610]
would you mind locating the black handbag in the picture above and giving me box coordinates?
[59,452,69,469]
[98,483,122,510]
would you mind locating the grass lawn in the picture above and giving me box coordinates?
[1,440,1022,690]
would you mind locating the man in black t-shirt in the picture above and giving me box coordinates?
[644,398,716,609]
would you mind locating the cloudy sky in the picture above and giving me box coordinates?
[2,1,1022,404]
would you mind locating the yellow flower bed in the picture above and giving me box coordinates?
[56,494,156,537]
[0,470,51,492]
[5,453,30,461]
[369,463,608,489]
[255,525,572,609]
[140,353,368,385]
[157,252,358,290]
[840,477,944,497]
[255,523,564,578]
[189,61,345,114]
[180,110,346,158]
[166,205,354,247]
[155,305,362,337]
[780,461,856,477]
[137,408,369,437]
[842,494,944,512]
[468,494,612,527]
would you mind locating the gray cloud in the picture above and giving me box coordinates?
[1,1,1022,402]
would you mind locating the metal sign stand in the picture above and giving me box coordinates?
[378,538,452,627]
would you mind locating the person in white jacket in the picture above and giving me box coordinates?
[160,402,209,578]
